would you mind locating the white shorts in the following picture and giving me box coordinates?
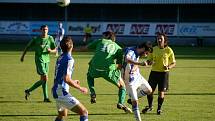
[126,73,151,101]
[55,94,80,112]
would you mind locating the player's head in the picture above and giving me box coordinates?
[102,31,116,41]
[40,25,48,36]
[156,32,168,48]
[60,36,73,53]
[58,22,63,28]
[137,42,152,57]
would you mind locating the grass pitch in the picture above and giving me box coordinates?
[0,46,215,121]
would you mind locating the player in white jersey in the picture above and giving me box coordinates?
[122,43,152,121]
[52,36,88,121]
[55,22,65,56]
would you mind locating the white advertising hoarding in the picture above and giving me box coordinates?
[66,22,177,36]
[0,21,30,34]
[0,21,214,37]
[179,23,215,37]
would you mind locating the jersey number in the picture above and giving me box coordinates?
[101,43,115,54]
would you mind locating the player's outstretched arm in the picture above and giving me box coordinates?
[20,46,30,62]
[126,57,147,66]
[63,74,88,94]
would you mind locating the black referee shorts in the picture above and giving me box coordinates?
[148,71,169,92]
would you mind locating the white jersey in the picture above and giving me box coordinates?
[56,27,65,41]
[123,47,151,101]
[123,47,141,86]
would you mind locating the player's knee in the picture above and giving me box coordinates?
[41,75,48,81]
[158,91,165,98]
[147,88,153,94]
[58,111,67,117]
[118,79,125,88]
[80,108,88,116]
[131,100,138,107]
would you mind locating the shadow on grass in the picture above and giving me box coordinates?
[176,57,215,60]
[96,93,215,96]
[166,93,215,95]
[0,100,46,103]
[0,113,128,117]
[175,66,215,68]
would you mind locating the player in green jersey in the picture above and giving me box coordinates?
[82,31,132,113]
[20,25,57,102]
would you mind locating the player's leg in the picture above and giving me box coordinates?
[83,33,87,44]
[41,62,50,102]
[55,38,59,56]
[104,69,132,113]
[137,76,152,98]
[59,94,88,121]
[25,62,46,100]
[127,85,142,121]
[157,72,169,115]
[142,71,157,114]
[116,78,132,113]
[87,67,96,103]
[54,97,68,121]
[71,103,88,121]
[55,109,68,121]
[57,40,62,56]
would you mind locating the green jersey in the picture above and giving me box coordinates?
[27,35,56,63]
[87,38,123,71]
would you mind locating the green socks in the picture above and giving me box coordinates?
[28,80,48,99]
[87,75,96,95]
[118,87,126,104]
[28,80,44,92]
[42,81,48,99]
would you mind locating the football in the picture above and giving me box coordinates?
[57,0,70,7]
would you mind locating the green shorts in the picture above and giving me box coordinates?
[87,66,121,86]
[35,61,49,76]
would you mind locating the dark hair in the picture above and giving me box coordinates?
[60,36,73,53]
[137,42,152,52]
[156,32,168,47]
[40,25,48,30]
[102,31,115,41]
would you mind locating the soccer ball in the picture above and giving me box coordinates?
[57,0,70,7]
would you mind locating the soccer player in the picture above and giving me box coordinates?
[55,22,65,56]
[142,33,176,115]
[20,25,56,102]
[83,31,132,113]
[52,36,88,121]
[122,43,152,121]
[83,24,93,45]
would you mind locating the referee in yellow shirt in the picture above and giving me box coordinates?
[142,33,176,115]
[83,24,93,45]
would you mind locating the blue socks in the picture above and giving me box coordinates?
[80,115,88,121]
[55,117,63,121]
[132,104,142,121]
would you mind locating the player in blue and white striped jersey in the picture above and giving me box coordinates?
[52,36,88,121]
[55,22,65,56]
[122,43,152,121]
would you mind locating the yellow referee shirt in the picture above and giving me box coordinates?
[147,46,176,72]
[84,26,93,34]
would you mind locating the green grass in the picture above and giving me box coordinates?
[0,46,215,121]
